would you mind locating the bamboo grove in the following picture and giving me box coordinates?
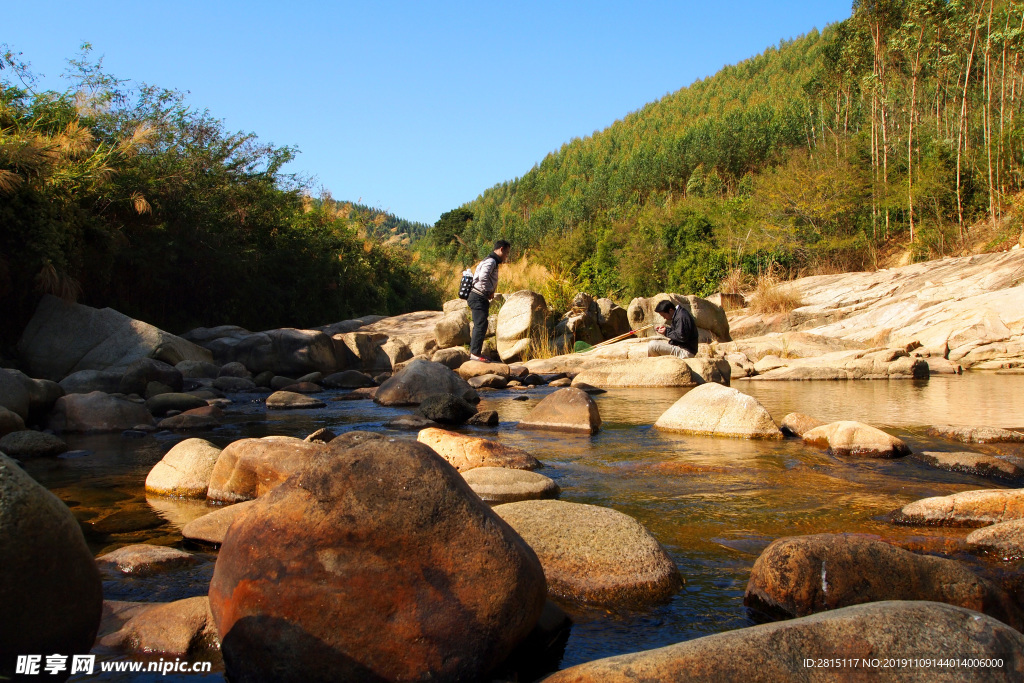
[425,0,1024,300]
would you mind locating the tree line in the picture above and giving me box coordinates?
[0,45,440,346]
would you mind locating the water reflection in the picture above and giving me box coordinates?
[25,373,1024,678]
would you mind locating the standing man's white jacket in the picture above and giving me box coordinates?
[471,252,501,299]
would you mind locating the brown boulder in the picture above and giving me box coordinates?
[893,489,1024,527]
[927,424,1024,444]
[97,544,198,576]
[493,500,681,607]
[779,412,826,437]
[206,436,323,503]
[157,405,224,430]
[802,421,910,457]
[47,391,154,433]
[181,501,256,545]
[458,360,511,379]
[146,438,223,498]
[542,601,1024,682]
[101,596,219,657]
[265,390,326,410]
[744,534,1021,630]
[966,519,1024,559]
[517,387,601,434]
[417,427,540,471]
[916,451,1024,481]
[654,383,781,439]
[374,359,478,406]
[208,438,547,683]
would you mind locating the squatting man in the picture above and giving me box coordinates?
[648,299,698,359]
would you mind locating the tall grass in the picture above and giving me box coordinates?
[750,272,803,314]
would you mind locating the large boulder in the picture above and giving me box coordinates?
[518,387,601,434]
[17,295,212,381]
[47,392,154,433]
[322,370,375,388]
[206,436,323,503]
[802,421,911,458]
[966,519,1024,559]
[434,310,471,349]
[0,454,103,678]
[417,428,540,472]
[493,500,681,607]
[145,392,208,416]
[496,291,548,362]
[596,298,630,339]
[542,601,1024,682]
[181,500,256,546]
[0,407,24,437]
[2,369,63,419]
[780,412,826,437]
[0,370,29,420]
[927,424,1024,444]
[654,384,782,439]
[893,489,1024,527]
[58,369,123,395]
[0,430,68,458]
[146,438,223,498]
[461,467,559,504]
[744,534,1021,629]
[627,293,731,342]
[374,359,478,406]
[417,394,478,425]
[199,328,340,376]
[572,357,702,388]
[119,358,183,396]
[433,347,471,370]
[208,438,547,683]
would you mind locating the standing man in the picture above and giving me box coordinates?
[467,239,511,362]
[648,299,699,359]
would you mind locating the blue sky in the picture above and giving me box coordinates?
[6,1,853,224]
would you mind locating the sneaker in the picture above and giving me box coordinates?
[470,354,491,363]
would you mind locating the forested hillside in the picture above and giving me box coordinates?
[424,0,1024,301]
[0,45,440,343]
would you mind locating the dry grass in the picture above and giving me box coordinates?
[521,323,571,361]
[750,272,803,314]
[718,268,753,294]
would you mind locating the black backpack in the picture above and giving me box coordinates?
[458,268,474,299]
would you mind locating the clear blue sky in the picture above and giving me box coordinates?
[7,1,853,225]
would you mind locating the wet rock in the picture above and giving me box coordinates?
[47,391,154,433]
[203,328,340,377]
[468,373,510,389]
[3,369,64,418]
[221,363,254,378]
[265,391,326,410]
[462,467,559,504]
[417,428,540,472]
[517,387,601,435]
[374,359,478,406]
[432,346,471,369]
[175,360,220,379]
[252,370,275,387]
[102,596,219,657]
[0,370,29,420]
[385,414,440,430]
[894,489,1024,527]
[212,376,258,393]
[458,360,511,379]
[779,412,826,437]
[744,534,1021,629]
[269,375,296,390]
[434,309,471,349]
[329,431,385,448]
[467,410,499,427]
[295,371,323,384]
[157,405,223,430]
[322,369,376,388]
[0,406,25,437]
[916,451,1024,480]
[0,454,102,676]
[417,393,478,425]
[0,429,68,458]
[87,508,165,536]
[207,436,323,503]
[654,384,781,439]
[146,438,223,498]
[144,380,175,398]
[333,386,377,401]
[496,291,549,362]
[181,501,256,545]
[97,544,198,576]
[542,601,1024,682]
[803,421,910,458]
[279,381,323,394]
[494,499,681,607]
[572,357,702,388]
[927,424,1024,444]
[146,392,208,416]
[120,358,183,396]
[17,294,212,381]
[58,368,124,395]
[966,519,1024,559]
[208,438,547,683]
[304,428,336,444]
[572,382,607,395]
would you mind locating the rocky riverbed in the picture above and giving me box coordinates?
[3,250,1024,681]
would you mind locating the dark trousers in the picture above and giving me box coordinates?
[467,292,490,356]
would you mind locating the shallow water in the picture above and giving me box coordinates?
[26,373,1024,680]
